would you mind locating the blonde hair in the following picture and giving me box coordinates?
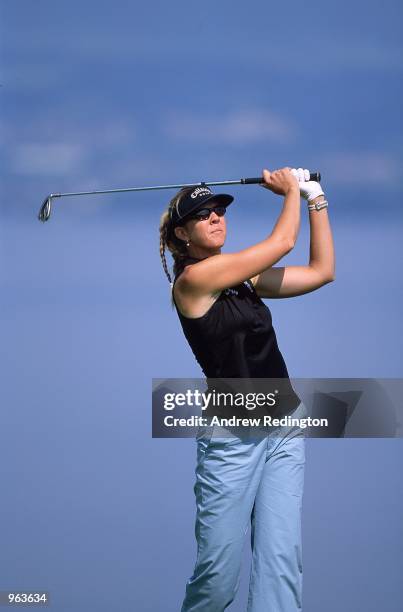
[159,187,194,304]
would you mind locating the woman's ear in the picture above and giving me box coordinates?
[174,226,188,242]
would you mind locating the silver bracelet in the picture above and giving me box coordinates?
[308,199,328,211]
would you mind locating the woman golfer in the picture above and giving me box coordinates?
[159,167,335,612]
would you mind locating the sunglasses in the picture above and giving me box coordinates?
[188,205,227,222]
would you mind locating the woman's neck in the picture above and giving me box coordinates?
[187,248,221,260]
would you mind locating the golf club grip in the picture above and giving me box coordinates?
[243,171,321,184]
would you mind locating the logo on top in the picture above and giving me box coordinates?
[191,187,213,199]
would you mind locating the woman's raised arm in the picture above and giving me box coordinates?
[251,192,335,298]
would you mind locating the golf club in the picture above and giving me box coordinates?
[38,172,321,222]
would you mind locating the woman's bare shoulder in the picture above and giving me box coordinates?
[174,269,221,318]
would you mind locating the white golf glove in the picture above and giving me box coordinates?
[291,167,324,202]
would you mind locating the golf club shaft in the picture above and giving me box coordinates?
[38,172,322,222]
[47,173,321,199]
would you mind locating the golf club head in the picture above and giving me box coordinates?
[38,196,52,222]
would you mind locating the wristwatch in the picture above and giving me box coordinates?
[308,199,328,211]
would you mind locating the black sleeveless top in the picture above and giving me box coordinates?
[172,257,300,415]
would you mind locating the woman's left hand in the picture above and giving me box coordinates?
[291,168,325,202]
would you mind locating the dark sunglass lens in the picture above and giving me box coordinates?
[192,206,227,221]
[194,209,210,220]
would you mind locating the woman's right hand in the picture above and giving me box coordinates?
[261,167,299,196]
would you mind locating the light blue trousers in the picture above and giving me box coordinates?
[181,402,307,612]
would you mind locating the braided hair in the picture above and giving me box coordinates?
[159,186,195,304]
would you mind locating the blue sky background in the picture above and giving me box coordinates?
[1,1,402,611]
